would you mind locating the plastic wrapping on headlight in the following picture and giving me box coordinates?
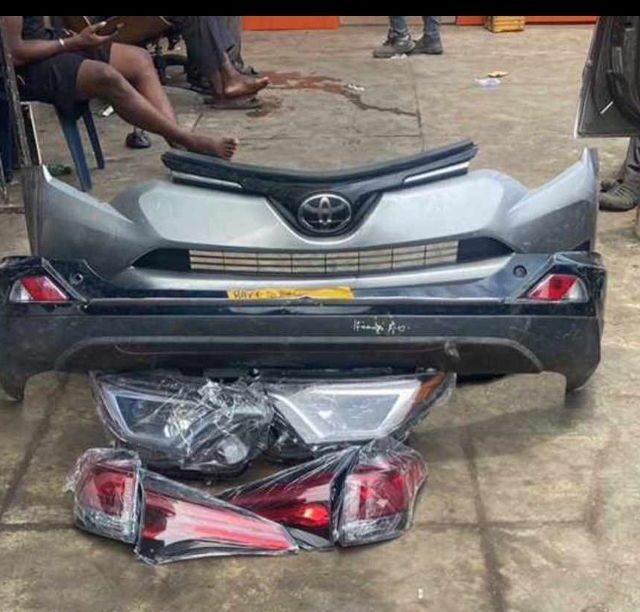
[91,372,273,477]
[265,371,455,460]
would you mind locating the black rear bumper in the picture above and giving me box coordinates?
[0,255,606,399]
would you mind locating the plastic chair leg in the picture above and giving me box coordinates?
[58,112,92,192]
[82,109,105,170]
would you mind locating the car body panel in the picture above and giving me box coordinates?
[576,16,640,137]
[2,143,605,400]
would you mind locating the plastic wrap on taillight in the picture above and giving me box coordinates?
[135,470,298,564]
[67,448,141,544]
[67,448,298,563]
[220,447,360,548]
[338,438,427,547]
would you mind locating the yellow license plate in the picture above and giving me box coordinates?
[227,287,354,300]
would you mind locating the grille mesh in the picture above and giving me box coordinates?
[189,241,459,277]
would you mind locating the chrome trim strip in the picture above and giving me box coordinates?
[403,162,469,185]
[169,171,243,190]
[113,256,511,291]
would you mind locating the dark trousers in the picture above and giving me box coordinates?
[620,137,640,189]
[166,16,234,80]
[222,16,243,66]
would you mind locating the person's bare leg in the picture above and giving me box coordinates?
[219,52,269,98]
[77,60,237,159]
[109,43,176,122]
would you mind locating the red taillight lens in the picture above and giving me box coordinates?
[78,465,137,517]
[220,448,360,547]
[338,443,427,547]
[9,275,69,303]
[136,472,298,563]
[526,273,587,302]
[70,451,141,544]
[222,472,335,531]
[69,448,298,563]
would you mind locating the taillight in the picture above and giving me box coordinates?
[67,448,298,564]
[338,442,427,546]
[220,448,359,548]
[222,438,426,548]
[525,273,587,302]
[68,449,141,544]
[9,275,69,303]
[136,471,298,564]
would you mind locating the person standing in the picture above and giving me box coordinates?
[600,137,640,212]
[373,16,443,58]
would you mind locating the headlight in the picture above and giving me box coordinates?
[91,372,273,476]
[265,371,455,460]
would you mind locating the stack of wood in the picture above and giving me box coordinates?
[485,16,525,32]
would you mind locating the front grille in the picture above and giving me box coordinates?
[188,241,459,277]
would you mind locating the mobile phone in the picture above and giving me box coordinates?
[96,17,124,36]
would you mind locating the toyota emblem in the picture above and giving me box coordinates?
[298,193,352,234]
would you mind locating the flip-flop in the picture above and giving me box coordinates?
[237,64,261,77]
[188,80,214,95]
[125,130,152,149]
[205,96,262,110]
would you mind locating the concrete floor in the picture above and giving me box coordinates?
[1,25,640,612]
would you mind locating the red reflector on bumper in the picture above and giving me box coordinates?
[9,275,69,303]
[526,273,587,302]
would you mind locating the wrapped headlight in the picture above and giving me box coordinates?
[91,372,273,477]
[265,371,455,460]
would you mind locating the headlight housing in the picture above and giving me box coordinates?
[91,372,273,477]
[265,371,455,460]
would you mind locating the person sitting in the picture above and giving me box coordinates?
[165,16,269,109]
[5,16,238,159]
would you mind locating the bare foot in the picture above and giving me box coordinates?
[224,75,270,98]
[184,134,239,160]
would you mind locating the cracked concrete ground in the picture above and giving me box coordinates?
[1,24,640,612]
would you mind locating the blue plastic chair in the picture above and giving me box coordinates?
[0,97,12,184]
[53,102,105,191]
[0,93,105,192]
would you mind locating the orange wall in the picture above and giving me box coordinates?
[457,16,597,25]
[241,16,597,30]
[243,16,340,30]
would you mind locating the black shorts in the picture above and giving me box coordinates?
[18,46,111,117]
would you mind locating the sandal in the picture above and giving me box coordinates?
[205,95,262,110]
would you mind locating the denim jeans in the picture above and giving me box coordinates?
[389,16,441,40]
[620,137,640,189]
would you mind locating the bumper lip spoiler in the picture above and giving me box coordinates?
[83,296,504,309]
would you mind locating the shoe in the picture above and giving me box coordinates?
[600,177,622,192]
[598,181,640,211]
[372,34,416,58]
[125,130,151,150]
[412,36,443,55]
